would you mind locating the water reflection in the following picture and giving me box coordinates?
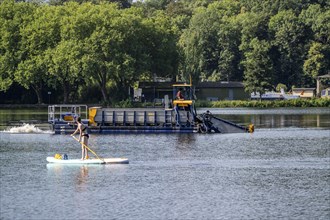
[46,164,90,191]
[0,108,49,130]
[2,123,329,220]
[1,108,330,131]
[75,166,89,191]
[175,134,196,145]
[172,134,198,153]
[218,113,330,128]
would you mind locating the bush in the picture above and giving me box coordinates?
[113,99,134,108]
[112,98,330,108]
[198,98,330,108]
[276,83,287,92]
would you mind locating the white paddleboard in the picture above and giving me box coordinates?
[46,157,129,164]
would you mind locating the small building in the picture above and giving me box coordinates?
[138,82,173,102]
[321,88,330,99]
[196,81,249,101]
[292,88,316,98]
[138,81,249,102]
[317,74,330,97]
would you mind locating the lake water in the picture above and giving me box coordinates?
[0,108,329,219]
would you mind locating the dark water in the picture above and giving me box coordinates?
[198,107,330,128]
[0,108,329,219]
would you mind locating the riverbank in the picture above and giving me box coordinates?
[1,98,329,109]
[0,104,49,109]
[118,98,330,108]
[195,98,330,108]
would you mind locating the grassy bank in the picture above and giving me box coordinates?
[114,98,330,108]
[0,104,49,109]
[195,98,330,108]
[1,98,329,109]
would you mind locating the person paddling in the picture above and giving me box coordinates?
[71,117,89,160]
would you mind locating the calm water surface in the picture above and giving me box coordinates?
[0,108,329,219]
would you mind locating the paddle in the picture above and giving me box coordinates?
[71,135,105,163]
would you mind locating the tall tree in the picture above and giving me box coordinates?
[146,10,180,81]
[81,4,179,103]
[15,4,60,104]
[268,10,306,87]
[179,4,222,83]
[300,4,330,83]
[0,0,36,91]
[47,2,98,103]
[46,40,84,103]
[242,38,273,96]
[180,1,243,83]
[49,0,132,8]
[239,0,325,15]
[81,3,126,103]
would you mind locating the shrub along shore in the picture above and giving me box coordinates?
[195,98,330,108]
[0,98,329,109]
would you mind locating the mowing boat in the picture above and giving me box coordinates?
[48,83,254,134]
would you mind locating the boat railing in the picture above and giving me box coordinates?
[92,108,175,126]
[48,104,88,124]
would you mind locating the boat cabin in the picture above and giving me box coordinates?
[171,82,197,127]
[292,88,316,98]
[321,88,330,98]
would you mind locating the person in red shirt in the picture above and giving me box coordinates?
[176,88,184,100]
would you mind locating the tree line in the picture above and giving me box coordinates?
[1,0,329,104]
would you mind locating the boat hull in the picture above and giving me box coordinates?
[52,124,197,134]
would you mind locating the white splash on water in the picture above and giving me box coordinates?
[4,124,52,134]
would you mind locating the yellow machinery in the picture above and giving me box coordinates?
[89,107,101,126]
[172,82,194,107]
[172,74,195,107]
[172,82,196,127]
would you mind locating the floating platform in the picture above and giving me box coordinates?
[46,157,129,164]
[49,105,197,134]
[48,105,253,134]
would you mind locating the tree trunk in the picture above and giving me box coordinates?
[63,83,70,104]
[117,80,128,100]
[98,71,109,104]
[101,84,108,103]
[31,84,43,104]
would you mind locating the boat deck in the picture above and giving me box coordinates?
[49,105,197,134]
[48,105,252,134]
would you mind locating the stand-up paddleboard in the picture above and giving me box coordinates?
[46,157,129,164]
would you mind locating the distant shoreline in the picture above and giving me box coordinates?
[195,99,330,108]
[0,104,49,109]
[1,98,329,109]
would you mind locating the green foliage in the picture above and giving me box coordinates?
[0,0,37,91]
[303,42,327,79]
[242,38,273,95]
[196,98,330,108]
[300,4,330,80]
[276,83,287,92]
[0,0,329,105]
[13,3,61,104]
[194,100,211,108]
[268,9,306,87]
[179,0,242,83]
[113,99,134,108]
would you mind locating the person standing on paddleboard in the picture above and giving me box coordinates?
[71,117,89,160]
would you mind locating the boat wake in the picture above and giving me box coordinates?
[3,124,53,134]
